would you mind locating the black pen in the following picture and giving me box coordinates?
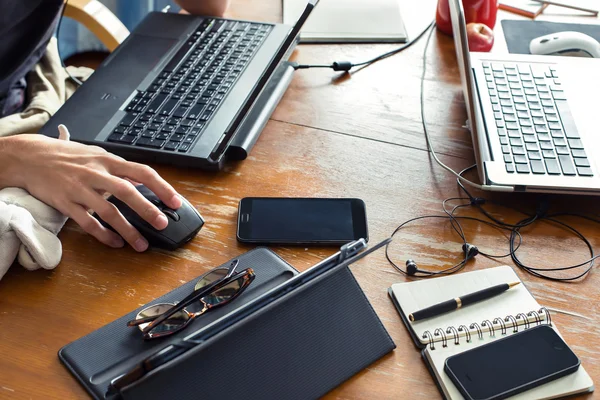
[408,282,520,322]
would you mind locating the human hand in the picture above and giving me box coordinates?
[0,126,182,251]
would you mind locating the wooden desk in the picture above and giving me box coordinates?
[1,1,599,399]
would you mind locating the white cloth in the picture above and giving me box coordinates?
[0,38,92,280]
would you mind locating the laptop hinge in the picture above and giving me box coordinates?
[226,61,296,160]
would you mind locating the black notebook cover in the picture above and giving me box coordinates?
[502,20,600,54]
[59,248,297,399]
[61,247,396,400]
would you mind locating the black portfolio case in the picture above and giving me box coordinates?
[59,248,395,399]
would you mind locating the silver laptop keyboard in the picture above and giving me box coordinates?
[483,62,592,177]
[106,19,272,153]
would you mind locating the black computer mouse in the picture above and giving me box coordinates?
[94,185,204,251]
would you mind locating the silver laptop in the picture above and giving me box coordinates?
[449,0,600,195]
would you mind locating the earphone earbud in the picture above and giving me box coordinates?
[462,243,479,260]
[405,259,419,276]
[404,243,479,276]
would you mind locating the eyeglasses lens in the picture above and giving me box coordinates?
[136,303,189,335]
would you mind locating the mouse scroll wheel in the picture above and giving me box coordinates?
[162,208,180,222]
[540,38,549,43]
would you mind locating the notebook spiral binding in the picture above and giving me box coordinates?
[422,307,551,351]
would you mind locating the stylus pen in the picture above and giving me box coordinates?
[408,282,520,322]
[531,0,598,15]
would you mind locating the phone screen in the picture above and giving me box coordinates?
[444,325,580,400]
[237,197,368,244]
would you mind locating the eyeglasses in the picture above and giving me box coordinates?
[127,259,255,339]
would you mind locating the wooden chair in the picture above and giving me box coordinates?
[64,0,130,52]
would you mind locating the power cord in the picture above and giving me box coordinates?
[290,20,435,72]
[57,0,84,87]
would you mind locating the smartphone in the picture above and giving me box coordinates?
[236,197,368,245]
[444,325,580,400]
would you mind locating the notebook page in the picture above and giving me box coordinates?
[390,266,541,345]
[425,325,594,400]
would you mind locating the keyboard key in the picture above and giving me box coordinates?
[146,94,167,114]
[502,145,511,154]
[512,146,525,155]
[550,129,563,138]
[577,167,593,177]
[528,151,541,160]
[147,122,162,131]
[135,138,166,149]
[164,141,179,151]
[120,135,137,145]
[542,150,555,159]
[521,126,534,134]
[505,163,515,173]
[155,133,170,140]
[572,149,586,158]
[160,99,178,116]
[170,133,185,142]
[119,113,137,127]
[568,139,584,149]
[534,125,548,133]
[539,140,553,150]
[532,117,545,125]
[510,137,523,146]
[178,142,192,152]
[558,155,576,175]
[112,126,127,135]
[574,157,590,167]
[516,163,530,173]
[503,154,512,163]
[513,154,528,164]
[547,121,562,130]
[141,131,154,138]
[555,146,569,155]
[107,133,123,142]
[523,135,537,143]
[530,160,545,174]
[175,126,189,135]
[525,142,539,151]
[545,159,560,174]
[553,91,566,100]
[172,106,189,118]
[553,137,566,147]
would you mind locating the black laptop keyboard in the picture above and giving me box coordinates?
[483,62,593,177]
[106,19,272,153]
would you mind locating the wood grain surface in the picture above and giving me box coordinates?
[0,1,598,399]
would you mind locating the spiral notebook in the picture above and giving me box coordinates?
[388,266,594,400]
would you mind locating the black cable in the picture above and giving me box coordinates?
[291,20,435,72]
[56,0,83,87]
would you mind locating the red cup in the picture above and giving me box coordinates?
[436,0,499,36]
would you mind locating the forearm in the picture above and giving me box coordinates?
[175,0,231,17]
[0,136,23,190]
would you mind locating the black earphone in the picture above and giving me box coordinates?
[402,243,479,277]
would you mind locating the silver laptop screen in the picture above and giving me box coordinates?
[448,0,478,135]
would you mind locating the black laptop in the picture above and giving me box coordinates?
[40,1,318,170]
